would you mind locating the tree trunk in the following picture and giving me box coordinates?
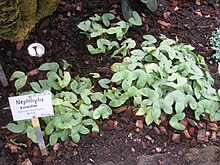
[0,0,59,41]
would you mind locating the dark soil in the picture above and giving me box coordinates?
[0,0,220,164]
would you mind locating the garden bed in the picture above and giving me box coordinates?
[0,0,220,164]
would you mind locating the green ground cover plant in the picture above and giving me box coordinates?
[209,28,220,61]
[7,12,220,145]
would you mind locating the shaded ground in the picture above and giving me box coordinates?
[0,0,220,164]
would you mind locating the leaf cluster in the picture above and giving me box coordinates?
[8,62,112,145]
[77,12,142,57]
[209,28,220,61]
[101,35,220,130]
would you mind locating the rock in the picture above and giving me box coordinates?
[185,146,220,165]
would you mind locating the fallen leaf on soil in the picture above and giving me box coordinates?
[186,118,198,127]
[171,133,180,143]
[157,20,172,29]
[27,69,39,76]
[207,123,218,131]
[53,143,59,152]
[16,41,24,51]
[6,143,20,153]
[183,129,191,139]
[21,158,32,165]
[197,129,206,143]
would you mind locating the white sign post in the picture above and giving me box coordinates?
[8,92,54,156]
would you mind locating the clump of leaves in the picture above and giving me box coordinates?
[7,62,112,145]
[77,12,142,56]
[101,34,220,130]
[209,28,220,61]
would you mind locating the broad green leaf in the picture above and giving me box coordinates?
[47,72,62,90]
[151,100,161,120]
[136,107,150,116]
[109,99,126,107]
[82,119,99,133]
[91,92,107,103]
[78,125,90,135]
[145,108,154,125]
[7,121,26,133]
[128,11,142,26]
[139,88,159,102]
[93,104,112,119]
[79,104,93,117]
[121,0,133,21]
[30,82,43,93]
[141,35,157,47]
[56,91,78,104]
[98,78,111,89]
[10,71,26,80]
[71,132,80,143]
[49,131,61,146]
[45,122,54,135]
[58,72,71,88]
[186,95,197,110]
[60,129,69,141]
[38,62,59,72]
[87,45,103,54]
[102,13,115,27]
[164,90,186,113]
[169,113,185,130]
[15,75,27,90]
[27,126,37,143]
[77,20,91,31]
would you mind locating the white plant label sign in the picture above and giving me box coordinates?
[8,92,54,121]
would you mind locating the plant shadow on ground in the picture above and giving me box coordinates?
[0,0,220,164]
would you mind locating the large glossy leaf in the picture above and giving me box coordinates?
[141,0,158,12]
[121,0,133,21]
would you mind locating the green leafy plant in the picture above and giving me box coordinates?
[102,35,220,130]
[10,71,28,90]
[209,28,220,61]
[8,62,112,145]
[121,0,157,22]
[77,12,142,55]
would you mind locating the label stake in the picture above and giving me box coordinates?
[32,116,48,156]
